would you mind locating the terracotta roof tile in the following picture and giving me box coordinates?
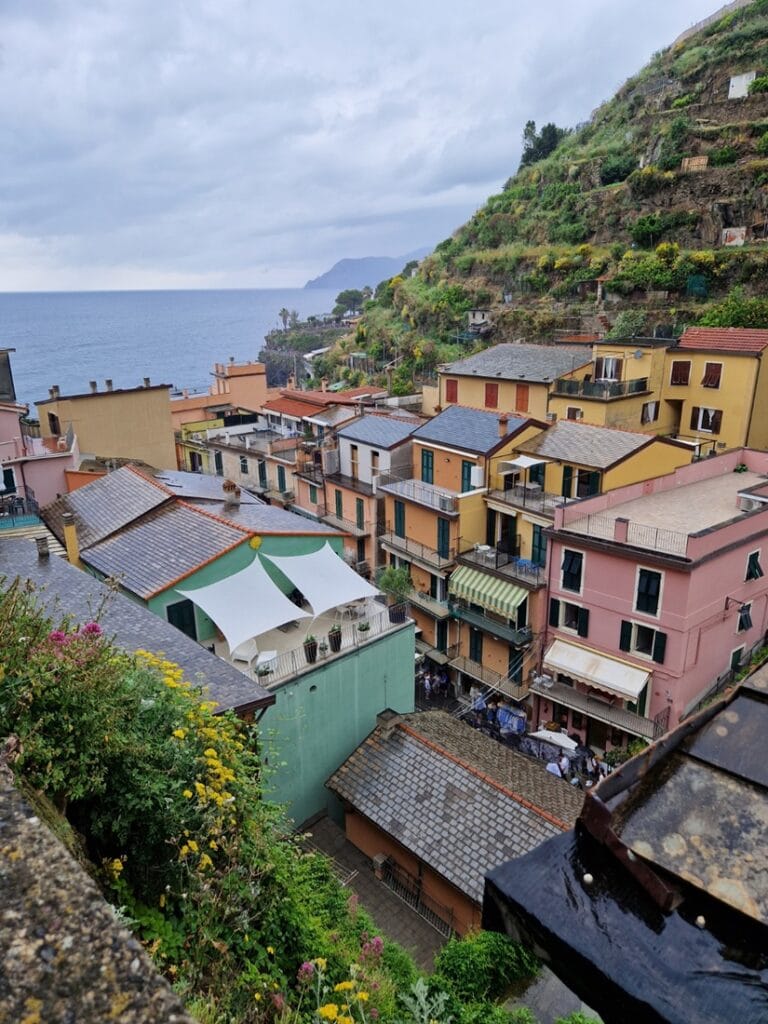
[262,397,326,417]
[678,327,768,353]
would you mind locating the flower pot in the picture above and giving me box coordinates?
[328,629,342,653]
[304,640,318,664]
[388,603,406,624]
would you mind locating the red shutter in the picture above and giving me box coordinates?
[485,382,499,409]
[672,361,690,385]
[445,379,458,403]
[516,383,529,412]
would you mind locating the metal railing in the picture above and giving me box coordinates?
[457,547,545,586]
[408,590,452,618]
[449,603,533,647]
[380,858,454,937]
[379,529,456,569]
[529,678,662,740]
[488,486,568,516]
[564,513,689,556]
[320,509,373,537]
[449,655,529,703]
[377,474,458,514]
[552,377,649,399]
[253,603,408,686]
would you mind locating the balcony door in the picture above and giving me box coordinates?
[437,517,450,559]
[394,499,406,538]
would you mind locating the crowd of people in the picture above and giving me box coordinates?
[417,666,451,702]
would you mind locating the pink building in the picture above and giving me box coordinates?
[532,448,768,752]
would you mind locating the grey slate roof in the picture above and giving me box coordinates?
[517,419,652,469]
[42,466,169,548]
[411,404,528,454]
[83,503,248,598]
[206,502,339,534]
[336,415,418,449]
[153,470,262,503]
[443,343,591,382]
[0,539,273,713]
[327,711,578,904]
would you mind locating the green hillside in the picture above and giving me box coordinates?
[318,0,768,394]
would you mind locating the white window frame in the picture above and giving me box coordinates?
[693,407,719,433]
[745,549,764,582]
[634,566,664,619]
[560,548,584,595]
[641,401,659,425]
[597,356,623,382]
[558,600,584,633]
[566,406,583,421]
[627,620,661,660]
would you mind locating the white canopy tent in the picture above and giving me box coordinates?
[497,455,548,474]
[176,555,310,653]
[529,730,579,751]
[261,543,380,619]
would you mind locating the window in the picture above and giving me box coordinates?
[214,450,224,476]
[394,499,405,538]
[48,412,61,435]
[350,444,359,479]
[371,451,379,475]
[2,467,16,494]
[277,465,286,492]
[670,360,691,386]
[461,460,473,493]
[309,484,318,504]
[436,620,448,653]
[561,465,573,498]
[566,406,582,421]
[594,356,623,381]
[239,455,248,474]
[561,549,583,591]
[258,460,267,488]
[529,462,545,487]
[445,378,458,404]
[636,569,662,616]
[355,497,365,530]
[641,401,659,425]
[738,603,753,632]
[690,406,722,433]
[746,551,764,581]
[485,382,499,409]
[576,469,600,498]
[335,488,343,519]
[189,451,202,472]
[619,620,667,663]
[516,383,529,413]
[531,524,547,568]
[469,628,483,663]
[730,647,744,673]
[437,517,451,559]
[549,598,589,637]
[627,684,649,717]
[701,362,722,388]
[421,448,434,484]
[430,574,447,602]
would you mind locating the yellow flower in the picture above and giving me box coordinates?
[179,844,190,858]
[172,728,187,740]
[254,992,262,1002]
[159,894,166,908]
[317,1005,338,1021]
[338,1017,354,1024]
[198,853,213,870]
[314,957,327,971]
[209,839,218,850]
[334,980,354,992]
[182,789,193,799]
[267,946,275,955]
[357,992,369,1002]
[187,840,199,853]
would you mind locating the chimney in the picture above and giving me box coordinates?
[498,413,509,438]
[36,536,50,560]
[105,379,113,392]
[50,385,60,399]
[61,512,82,568]
[321,377,328,393]
[376,708,402,740]
[287,374,295,389]
[182,388,189,399]
[224,485,241,509]
[143,377,151,388]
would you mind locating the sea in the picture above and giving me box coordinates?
[0,289,339,410]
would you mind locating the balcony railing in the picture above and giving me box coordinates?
[457,547,545,587]
[449,603,532,647]
[449,655,528,703]
[254,604,409,686]
[377,474,459,515]
[379,529,456,570]
[0,492,40,528]
[295,461,325,484]
[529,678,661,740]
[552,377,650,400]
[408,590,452,619]
[320,508,372,537]
[563,512,689,557]
[488,485,569,517]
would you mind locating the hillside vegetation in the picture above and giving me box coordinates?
[323,0,768,394]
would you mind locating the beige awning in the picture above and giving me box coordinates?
[498,455,548,474]
[543,638,649,700]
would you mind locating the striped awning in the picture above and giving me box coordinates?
[448,564,527,618]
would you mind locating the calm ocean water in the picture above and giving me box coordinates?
[0,289,338,410]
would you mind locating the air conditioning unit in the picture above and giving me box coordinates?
[738,495,764,513]
[545,412,557,423]
[533,673,554,689]
[438,494,454,512]
[470,465,484,488]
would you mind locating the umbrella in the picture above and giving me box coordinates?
[529,730,579,751]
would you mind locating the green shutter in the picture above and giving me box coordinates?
[561,465,573,498]
[421,448,433,484]
[619,620,632,652]
[652,630,667,664]
[577,607,590,638]
[549,598,560,627]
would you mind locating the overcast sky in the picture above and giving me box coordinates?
[1,0,718,291]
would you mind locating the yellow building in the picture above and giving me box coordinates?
[177,417,225,473]
[660,327,768,454]
[438,342,592,419]
[36,379,177,469]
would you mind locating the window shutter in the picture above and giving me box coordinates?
[445,379,458,403]
[561,465,573,498]
[747,552,764,581]
[594,357,604,379]
[711,410,723,434]
[549,598,560,627]
[619,620,632,652]
[577,607,590,638]
[652,630,667,664]
[690,406,700,431]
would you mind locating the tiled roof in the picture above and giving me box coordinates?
[152,470,263,504]
[411,404,528,454]
[336,415,418,449]
[0,539,273,713]
[262,397,326,418]
[677,327,768,353]
[83,503,248,598]
[327,711,578,904]
[205,502,340,534]
[443,343,591,382]
[41,466,170,548]
[517,420,651,469]
[281,386,387,406]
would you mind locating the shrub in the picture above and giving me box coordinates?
[606,310,648,338]
[699,286,768,329]
[434,931,538,1003]
[756,132,768,156]
[671,93,695,109]
[627,166,674,198]
[709,144,738,166]
[599,152,636,185]
[749,75,768,95]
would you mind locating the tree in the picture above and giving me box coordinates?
[519,120,569,168]
[332,289,364,317]
[289,309,300,329]
[698,287,768,329]
[278,307,290,330]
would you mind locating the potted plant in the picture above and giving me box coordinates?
[303,634,318,664]
[319,641,329,658]
[328,623,342,652]
[357,620,370,633]
[376,565,412,624]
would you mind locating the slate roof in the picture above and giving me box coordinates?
[42,465,171,548]
[677,326,768,353]
[83,503,248,598]
[443,343,591,382]
[327,711,578,905]
[336,414,418,449]
[205,502,340,534]
[152,470,263,503]
[517,419,652,469]
[0,539,273,714]
[411,404,528,454]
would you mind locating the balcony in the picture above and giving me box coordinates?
[562,512,689,557]
[320,507,372,537]
[295,460,325,485]
[457,546,546,588]
[264,488,294,504]
[487,485,568,518]
[377,474,459,515]
[408,590,452,619]
[415,639,457,665]
[552,377,650,400]
[379,530,456,570]
[450,603,532,647]
[448,655,528,703]
[529,678,659,740]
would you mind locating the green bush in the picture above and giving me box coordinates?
[599,152,636,185]
[749,75,768,95]
[671,93,695,109]
[756,132,768,156]
[699,286,768,329]
[434,931,538,1003]
[627,166,674,198]
[709,144,738,166]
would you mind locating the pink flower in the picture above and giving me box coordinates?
[80,622,103,636]
[297,962,315,984]
[48,630,68,644]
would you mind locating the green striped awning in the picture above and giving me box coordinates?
[448,564,527,618]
